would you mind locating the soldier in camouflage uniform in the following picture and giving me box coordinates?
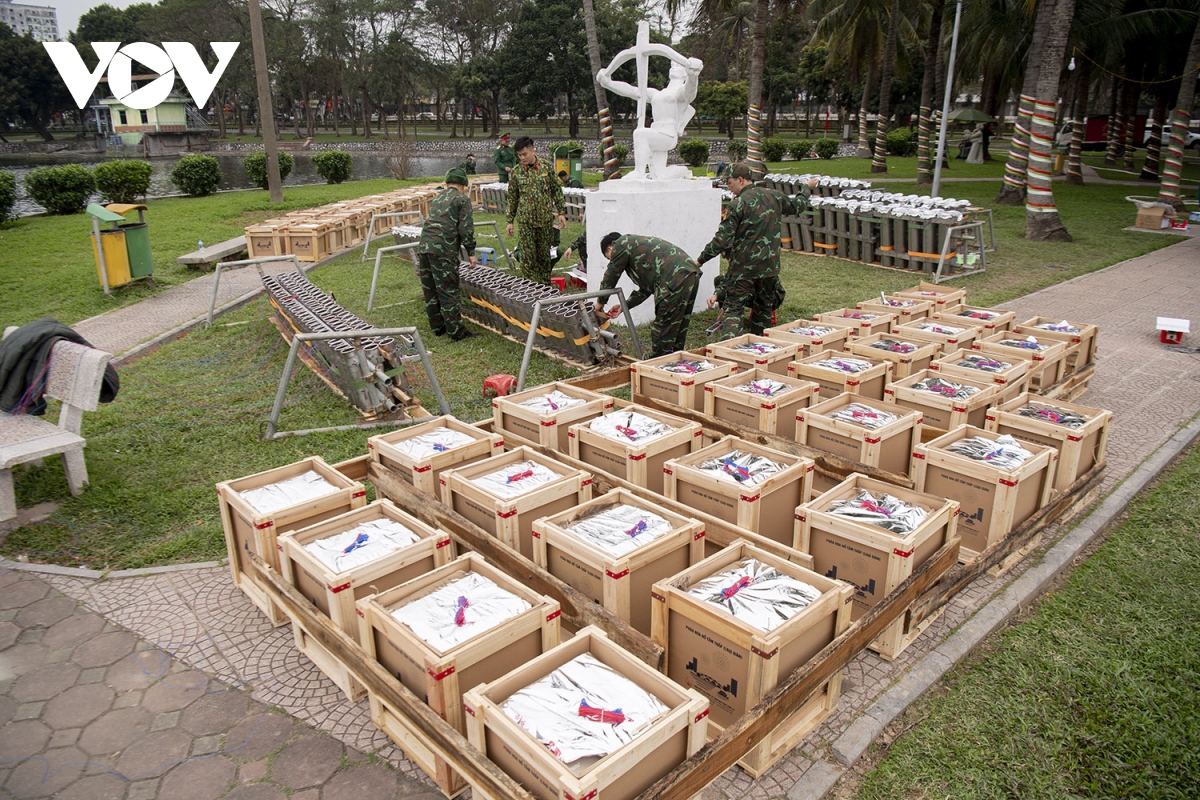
[417,168,478,341]
[596,232,702,357]
[505,136,566,284]
[459,153,477,174]
[696,162,818,336]
[493,134,517,183]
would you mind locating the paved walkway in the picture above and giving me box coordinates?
[3,235,1200,799]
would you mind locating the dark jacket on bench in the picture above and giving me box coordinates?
[0,318,120,415]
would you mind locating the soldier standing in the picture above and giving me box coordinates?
[505,136,566,284]
[596,232,701,357]
[417,168,478,341]
[493,133,517,183]
[696,162,817,336]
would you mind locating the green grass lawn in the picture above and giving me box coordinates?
[0,171,1185,568]
[854,441,1200,799]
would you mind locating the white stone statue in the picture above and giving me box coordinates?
[597,21,703,181]
[963,125,984,164]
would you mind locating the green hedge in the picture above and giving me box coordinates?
[243,151,294,190]
[312,150,353,184]
[886,127,917,157]
[0,170,15,223]
[24,165,95,215]
[677,139,710,167]
[761,137,787,163]
[814,138,839,160]
[170,155,222,197]
[728,140,748,161]
[95,160,154,204]
[789,140,812,161]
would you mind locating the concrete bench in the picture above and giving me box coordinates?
[177,236,248,270]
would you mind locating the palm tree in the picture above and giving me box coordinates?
[870,0,902,172]
[809,0,889,159]
[915,0,945,185]
[1024,0,1077,241]
[1159,17,1200,210]
[996,0,1059,205]
[580,0,617,177]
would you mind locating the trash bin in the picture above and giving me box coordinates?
[87,203,154,292]
[552,143,584,185]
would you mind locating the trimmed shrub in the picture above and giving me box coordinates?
[94,159,154,203]
[24,165,95,215]
[886,127,917,157]
[170,154,222,197]
[0,170,15,223]
[312,150,353,184]
[728,139,748,160]
[677,138,710,167]
[789,140,812,161]
[243,151,294,190]
[761,137,787,163]
[814,137,839,160]
[612,143,630,167]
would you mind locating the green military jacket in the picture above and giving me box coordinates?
[697,184,811,278]
[459,158,477,174]
[418,187,476,259]
[493,144,517,183]
[599,234,700,309]
[564,177,584,188]
[506,158,566,227]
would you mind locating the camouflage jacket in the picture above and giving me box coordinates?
[459,158,477,174]
[697,184,811,277]
[493,145,517,182]
[506,158,566,227]
[418,187,476,259]
[599,234,700,309]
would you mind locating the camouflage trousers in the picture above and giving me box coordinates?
[517,223,555,283]
[720,272,777,337]
[417,253,466,337]
[650,270,702,358]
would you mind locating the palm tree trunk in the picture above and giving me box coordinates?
[870,0,902,173]
[581,0,616,178]
[1025,0,1076,241]
[857,62,879,159]
[1159,18,1200,210]
[997,0,1057,205]
[1121,70,1139,170]
[1141,94,1167,180]
[1104,77,1122,165]
[915,0,941,185]
[1065,64,1088,185]
[746,0,769,175]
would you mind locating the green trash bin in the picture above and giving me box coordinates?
[552,143,584,185]
[106,204,155,279]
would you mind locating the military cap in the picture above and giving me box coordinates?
[444,167,469,185]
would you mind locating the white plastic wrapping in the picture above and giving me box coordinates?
[786,324,837,338]
[829,311,879,323]
[589,411,674,444]
[955,308,1001,322]
[829,403,898,430]
[868,338,920,355]
[657,358,718,375]
[910,376,981,399]
[684,558,822,632]
[914,321,965,335]
[955,353,1012,373]
[997,336,1050,352]
[564,504,674,556]
[729,340,782,355]
[945,433,1034,470]
[827,489,929,535]
[392,571,532,653]
[697,449,783,486]
[499,652,669,774]
[391,428,479,459]
[303,517,422,573]
[1015,402,1090,429]
[390,224,423,238]
[733,377,789,396]
[240,470,341,515]
[471,460,561,499]
[813,356,874,374]
[519,390,588,414]
[1034,320,1080,334]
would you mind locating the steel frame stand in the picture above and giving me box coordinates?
[361,211,425,261]
[207,255,304,328]
[516,289,642,392]
[368,242,421,312]
[934,221,988,283]
[473,220,515,268]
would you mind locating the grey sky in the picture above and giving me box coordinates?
[48,0,142,40]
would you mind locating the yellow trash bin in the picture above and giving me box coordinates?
[87,203,133,291]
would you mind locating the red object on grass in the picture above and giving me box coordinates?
[483,374,518,397]
[551,276,567,291]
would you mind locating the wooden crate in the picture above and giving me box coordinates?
[650,540,853,777]
[856,296,934,327]
[568,404,702,495]
[705,334,799,376]
[884,369,997,435]
[287,221,335,263]
[531,489,704,635]
[815,307,896,338]
[796,393,922,479]
[932,305,1015,334]
[762,318,854,357]
[984,392,1112,494]
[463,626,709,800]
[845,333,940,380]
[788,351,893,401]
[912,425,1056,563]
[246,222,287,257]
[930,348,1030,405]
[492,381,614,453]
[894,318,982,356]
[361,552,562,797]
[973,332,1067,392]
[216,456,367,625]
[1012,317,1099,375]
[663,436,814,548]
[704,368,820,437]
[368,415,503,496]
[630,351,736,412]
[441,446,592,562]
[279,500,455,701]
[895,280,966,311]
[795,474,959,659]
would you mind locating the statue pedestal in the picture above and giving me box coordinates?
[585,178,723,327]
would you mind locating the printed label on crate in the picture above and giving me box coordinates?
[809,533,885,619]
[667,615,748,727]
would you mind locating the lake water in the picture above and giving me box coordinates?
[2,153,493,217]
